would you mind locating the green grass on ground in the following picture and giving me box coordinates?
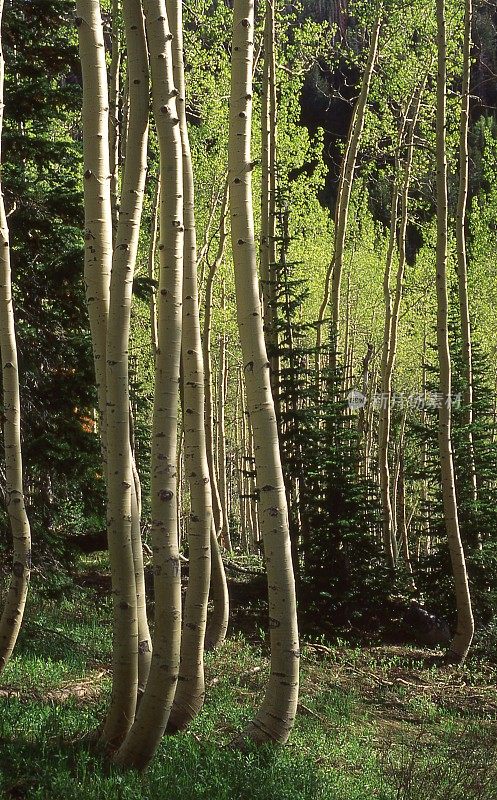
[0,575,496,800]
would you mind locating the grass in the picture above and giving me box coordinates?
[0,571,496,799]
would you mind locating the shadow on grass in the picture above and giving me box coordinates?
[0,692,387,800]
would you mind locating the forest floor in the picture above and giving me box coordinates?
[0,556,496,800]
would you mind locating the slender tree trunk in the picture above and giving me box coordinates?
[165,0,213,733]
[229,0,299,743]
[0,0,31,672]
[217,329,232,551]
[148,174,160,358]
[455,0,478,519]
[202,188,230,650]
[115,0,183,769]
[101,0,150,749]
[260,0,279,411]
[75,0,112,478]
[109,0,121,241]
[76,0,126,740]
[315,8,382,391]
[436,0,474,664]
[378,86,424,571]
[203,185,228,540]
[421,323,431,553]
[130,454,152,693]
[247,410,260,548]
[205,525,230,650]
[397,446,415,586]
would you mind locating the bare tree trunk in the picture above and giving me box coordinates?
[114,0,183,768]
[260,0,279,412]
[436,0,474,664]
[217,328,232,551]
[204,525,230,650]
[203,185,228,540]
[101,0,150,749]
[315,8,381,391]
[202,187,230,650]
[229,0,299,743]
[455,0,478,525]
[0,0,31,671]
[109,0,121,241]
[148,174,160,358]
[166,0,213,732]
[378,85,424,571]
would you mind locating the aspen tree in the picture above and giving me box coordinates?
[114,0,184,769]
[202,186,230,651]
[315,8,381,390]
[0,0,31,672]
[203,184,228,540]
[130,457,152,693]
[260,0,278,408]
[205,527,230,650]
[148,175,160,358]
[217,327,232,551]
[229,0,299,743]
[75,0,128,741]
[378,85,424,571]
[109,0,121,241]
[165,0,213,733]
[75,0,112,472]
[455,0,478,516]
[101,0,150,748]
[435,0,474,664]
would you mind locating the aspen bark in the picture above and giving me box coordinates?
[204,523,230,650]
[0,0,31,672]
[109,0,121,241]
[315,9,381,391]
[75,0,112,467]
[148,174,160,358]
[131,456,152,693]
[260,0,279,410]
[378,86,424,571]
[165,0,212,733]
[101,0,150,749]
[203,184,228,540]
[229,0,299,743]
[203,188,230,651]
[436,0,474,664]
[217,329,232,551]
[455,0,478,517]
[114,0,183,769]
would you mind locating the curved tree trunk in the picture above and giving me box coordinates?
[435,0,474,664]
[114,0,184,769]
[101,0,150,750]
[203,185,230,651]
[229,0,299,744]
[315,8,381,392]
[148,174,160,358]
[165,0,213,734]
[203,183,228,540]
[204,524,230,651]
[0,0,31,672]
